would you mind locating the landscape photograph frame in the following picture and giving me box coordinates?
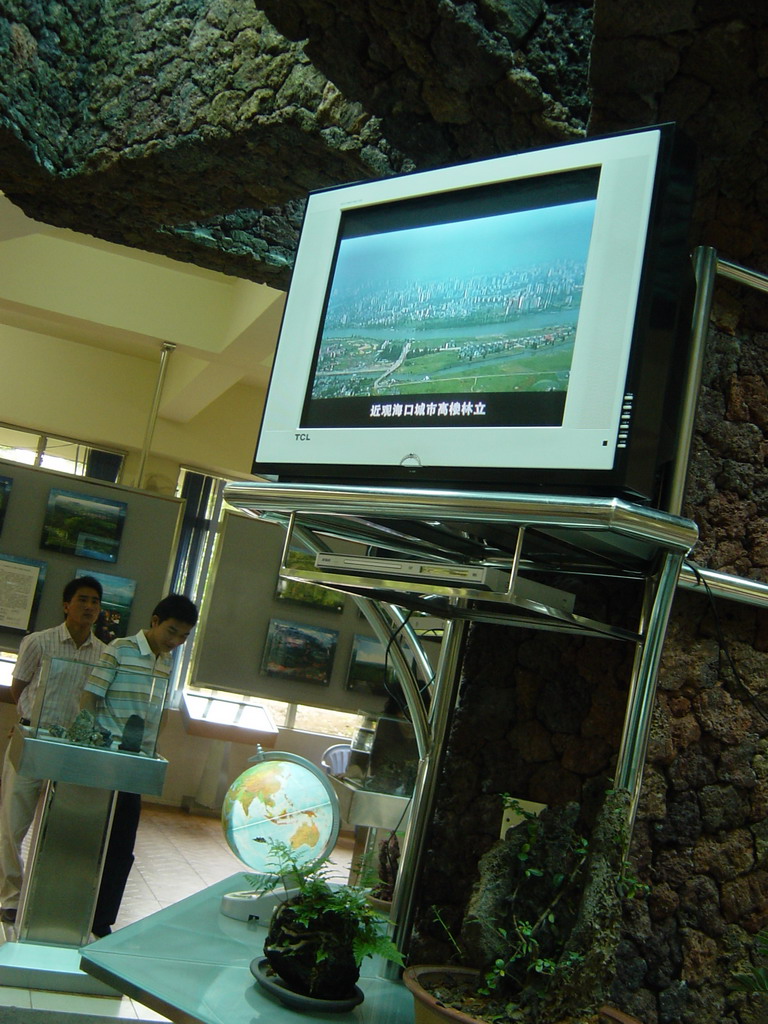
[261,617,339,687]
[346,633,398,698]
[40,487,128,564]
[76,568,136,644]
[276,544,345,614]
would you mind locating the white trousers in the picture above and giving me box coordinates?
[0,744,42,909]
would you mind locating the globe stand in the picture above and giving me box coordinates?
[219,891,269,923]
[220,887,301,923]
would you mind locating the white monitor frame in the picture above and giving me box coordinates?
[254,125,693,504]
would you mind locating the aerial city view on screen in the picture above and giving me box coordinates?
[309,199,597,408]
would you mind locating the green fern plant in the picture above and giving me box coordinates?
[246,841,403,970]
[733,928,768,994]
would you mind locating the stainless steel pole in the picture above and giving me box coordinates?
[717,257,768,293]
[388,612,467,965]
[678,562,768,609]
[614,549,686,825]
[136,341,176,489]
[665,246,718,516]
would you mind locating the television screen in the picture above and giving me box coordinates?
[254,125,694,507]
[305,168,599,431]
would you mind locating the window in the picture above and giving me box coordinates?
[0,650,16,689]
[173,467,360,740]
[172,468,226,596]
[292,704,358,738]
[0,423,124,482]
[186,684,359,739]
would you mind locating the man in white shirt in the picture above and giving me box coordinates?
[0,576,107,923]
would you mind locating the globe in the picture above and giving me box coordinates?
[222,750,340,879]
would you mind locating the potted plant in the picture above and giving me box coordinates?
[404,788,645,1024]
[246,842,404,1008]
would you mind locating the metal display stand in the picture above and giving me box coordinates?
[0,726,167,993]
[224,480,699,958]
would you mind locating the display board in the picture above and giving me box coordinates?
[0,457,183,652]
[192,510,421,714]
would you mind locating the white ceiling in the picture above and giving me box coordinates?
[0,194,285,423]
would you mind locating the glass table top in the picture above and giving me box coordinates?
[80,873,411,1024]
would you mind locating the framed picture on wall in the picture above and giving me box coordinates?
[0,476,12,534]
[76,568,136,644]
[345,633,399,697]
[276,545,344,613]
[0,552,47,632]
[40,488,128,564]
[261,617,339,686]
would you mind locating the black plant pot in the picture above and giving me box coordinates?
[263,895,361,999]
[252,959,364,1012]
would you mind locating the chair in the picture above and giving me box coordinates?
[321,743,352,776]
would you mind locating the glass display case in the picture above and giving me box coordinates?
[29,655,167,757]
[9,655,169,796]
[181,691,278,747]
[367,714,419,797]
[328,711,418,846]
[346,712,419,798]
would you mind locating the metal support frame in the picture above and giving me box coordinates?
[679,561,768,609]
[225,481,698,955]
[388,613,467,970]
[279,513,432,757]
[614,549,687,823]
[221,244,768,957]
[667,245,768,515]
[18,782,115,947]
[666,246,719,516]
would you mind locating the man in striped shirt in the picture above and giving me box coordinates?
[0,576,107,924]
[82,592,198,937]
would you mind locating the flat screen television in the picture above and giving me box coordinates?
[253,124,695,508]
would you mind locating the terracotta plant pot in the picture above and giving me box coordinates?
[403,965,484,1024]
[403,964,644,1024]
[598,1008,645,1024]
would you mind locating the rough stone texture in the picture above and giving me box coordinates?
[0,0,592,285]
[0,0,413,287]
[455,794,630,1022]
[409,583,768,1024]
[2,2,768,1022]
[590,1,768,287]
[409,601,636,957]
[257,0,588,164]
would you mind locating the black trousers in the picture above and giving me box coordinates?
[92,790,141,937]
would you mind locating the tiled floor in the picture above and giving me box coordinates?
[0,803,355,1021]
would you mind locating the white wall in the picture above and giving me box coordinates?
[0,324,267,483]
[158,709,348,810]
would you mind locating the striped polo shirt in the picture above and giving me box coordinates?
[14,623,107,727]
[84,630,173,752]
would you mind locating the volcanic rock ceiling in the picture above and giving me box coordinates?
[0,1,767,288]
